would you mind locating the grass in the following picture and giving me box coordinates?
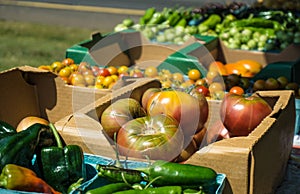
[0,20,93,72]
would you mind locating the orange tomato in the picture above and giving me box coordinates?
[224,63,248,76]
[229,86,245,95]
[188,69,201,81]
[107,66,118,75]
[209,61,228,76]
[235,60,262,74]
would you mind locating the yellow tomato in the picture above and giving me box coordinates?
[102,76,114,88]
[118,65,129,74]
[59,66,72,78]
[107,66,118,75]
[188,69,201,81]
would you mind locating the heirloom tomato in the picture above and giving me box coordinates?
[117,114,184,161]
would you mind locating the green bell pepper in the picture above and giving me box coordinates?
[40,123,85,194]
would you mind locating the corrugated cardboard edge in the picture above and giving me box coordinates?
[186,90,295,194]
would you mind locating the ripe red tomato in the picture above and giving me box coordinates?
[220,93,272,136]
[98,68,111,77]
[117,114,184,161]
[194,85,210,97]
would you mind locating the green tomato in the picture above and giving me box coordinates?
[114,24,128,32]
[241,44,249,50]
[247,39,257,50]
[220,32,230,40]
[229,27,239,36]
[122,18,134,27]
[156,34,167,43]
[241,29,252,37]
[259,35,268,43]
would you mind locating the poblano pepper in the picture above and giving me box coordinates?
[0,123,51,171]
[0,120,16,138]
[40,123,85,194]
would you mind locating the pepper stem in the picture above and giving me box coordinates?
[49,123,63,148]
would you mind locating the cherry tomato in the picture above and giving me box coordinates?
[98,68,111,77]
[229,86,245,95]
[195,85,210,97]
[188,69,201,81]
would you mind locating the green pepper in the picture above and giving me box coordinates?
[113,186,182,194]
[198,14,222,33]
[167,11,181,26]
[140,7,156,25]
[96,164,144,184]
[86,182,132,194]
[0,164,61,194]
[0,120,16,138]
[147,12,165,25]
[229,18,284,31]
[40,123,85,194]
[176,18,187,27]
[0,123,50,171]
[137,160,217,187]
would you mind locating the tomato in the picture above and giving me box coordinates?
[146,90,209,147]
[141,88,161,109]
[98,68,111,77]
[117,114,184,161]
[188,69,201,81]
[209,61,228,76]
[77,62,91,73]
[70,72,86,86]
[107,66,118,75]
[229,86,244,95]
[58,66,72,78]
[61,58,74,66]
[118,65,129,74]
[51,61,65,73]
[100,98,146,139]
[194,85,210,97]
[220,93,272,136]
[102,76,114,88]
[144,66,158,78]
[172,73,184,83]
[224,63,248,77]
[235,59,262,75]
[69,64,78,72]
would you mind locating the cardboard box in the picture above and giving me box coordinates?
[55,74,295,194]
[65,30,219,75]
[0,66,154,128]
[186,90,295,194]
[219,40,300,67]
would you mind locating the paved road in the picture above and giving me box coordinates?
[0,0,255,32]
